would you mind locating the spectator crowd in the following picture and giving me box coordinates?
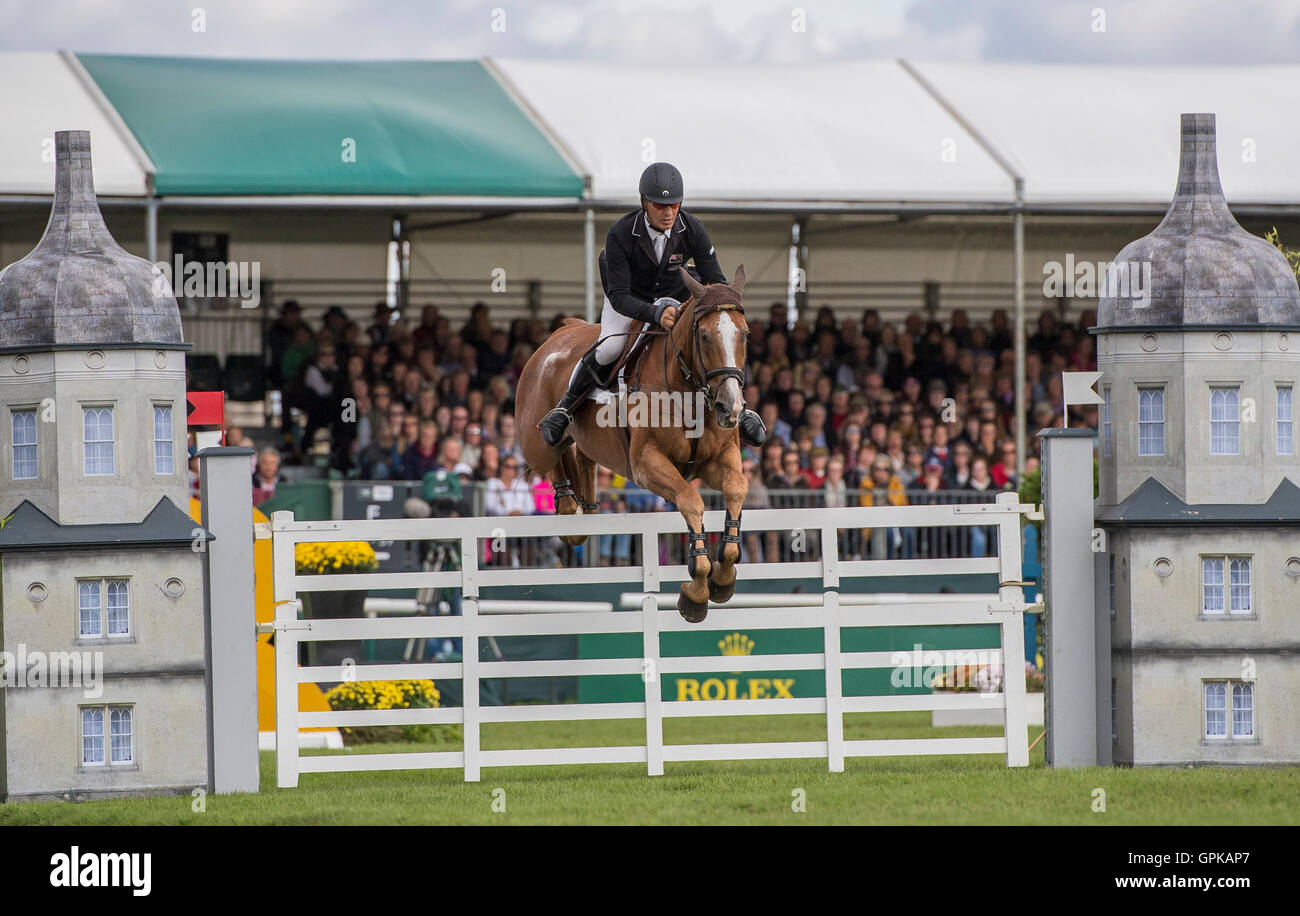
[239,296,1099,561]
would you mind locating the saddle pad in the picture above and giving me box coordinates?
[583,326,649,402]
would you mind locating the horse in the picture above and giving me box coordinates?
[518,265,751,622]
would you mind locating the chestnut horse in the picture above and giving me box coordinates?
[518,266,751,622]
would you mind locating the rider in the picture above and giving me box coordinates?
[538,162,767,448]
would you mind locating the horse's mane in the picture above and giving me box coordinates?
[561,317,587,329]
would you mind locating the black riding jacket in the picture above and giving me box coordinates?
[599,208,727,324]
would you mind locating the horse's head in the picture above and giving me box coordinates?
[679,264,749,430]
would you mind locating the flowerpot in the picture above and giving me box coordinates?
[931,691,1044,727]
[300,589,367,669]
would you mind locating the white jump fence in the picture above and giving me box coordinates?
[270,493,1036,786]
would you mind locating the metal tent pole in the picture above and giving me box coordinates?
[585,207,596,324]
[1014,178,1026,473]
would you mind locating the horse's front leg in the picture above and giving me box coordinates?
[632,445,711,623]
[702,446,746,603]
[553,447,588,547]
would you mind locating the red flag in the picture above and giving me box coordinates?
[186,391,225,428]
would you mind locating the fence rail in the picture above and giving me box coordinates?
[270,496,1033,785]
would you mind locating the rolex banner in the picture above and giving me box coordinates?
[577,623,1000,703]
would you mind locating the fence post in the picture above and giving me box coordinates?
[995,493,1029,767]
[641,528,664,776]
[818,524,844,771]
[1038,428,1099,767]
[271,511,301,788]
[461,532,481,782]
[198,446,260,795]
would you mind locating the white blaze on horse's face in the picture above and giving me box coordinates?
[715,310,744,427]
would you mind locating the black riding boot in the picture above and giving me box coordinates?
[739,408,767,447]
[539,350,607,447]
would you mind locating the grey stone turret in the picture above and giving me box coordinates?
[1097,113,1300,330]
[0,130,182,352]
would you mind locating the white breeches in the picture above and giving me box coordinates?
[595,294,637,365]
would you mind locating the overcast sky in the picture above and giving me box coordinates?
[2,0,1297,64]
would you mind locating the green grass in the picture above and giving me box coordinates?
[3,713,1297,825]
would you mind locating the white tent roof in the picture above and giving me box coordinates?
[910,62,1300,207]
[0,52,149,196]
[3,53,1300,210]
[495,59,1014,207]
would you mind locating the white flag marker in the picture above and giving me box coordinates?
[1061,371,1104,427]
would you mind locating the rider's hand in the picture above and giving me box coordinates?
[654,296,681,329]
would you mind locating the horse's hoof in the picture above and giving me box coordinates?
[677,592,709,624]
[708,577,735,604]
[560,534,588,547]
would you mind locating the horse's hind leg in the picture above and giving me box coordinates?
[554,447,588,547]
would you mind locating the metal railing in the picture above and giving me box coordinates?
[181,276,1088,361]
[331,479,1009,570]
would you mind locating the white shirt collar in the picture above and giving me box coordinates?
[644,212,670,239]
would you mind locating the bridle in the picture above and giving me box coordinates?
[663,296,747,414]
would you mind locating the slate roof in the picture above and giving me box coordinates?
[0,131,183,353]
[0,497,212,551]
[1096,477,1300,526]
[1096,114,1300,332]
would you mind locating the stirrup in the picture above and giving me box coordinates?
[539,406,574,445]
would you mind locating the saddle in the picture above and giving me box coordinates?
[586,320,654,399]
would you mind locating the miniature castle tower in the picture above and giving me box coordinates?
[0,131,210,800]
[1095,114,1300,766]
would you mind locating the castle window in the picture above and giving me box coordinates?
[1232,683,1255,737]
[110,707,134,763]
[1201,556,1251,615]
[1102,387,1112,457]
[83,407,115,475]
[81,706,133,765]
[81,708,103,764]
[1137,388,1164,456]
[1209,388,1240,455]
[11,409,37,480]
[154,405,174,474]
[1278,386,1293,456]
[1204,681,1253,739]
[77,578,130,638]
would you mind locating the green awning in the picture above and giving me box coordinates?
[76,54,584,198]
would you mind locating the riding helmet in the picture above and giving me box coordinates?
[639,162,684,205]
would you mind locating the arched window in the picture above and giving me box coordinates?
[1210,388,1240,455]
[1138,388,1164,456]
[83,407,115,475]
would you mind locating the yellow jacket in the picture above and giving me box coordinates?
[859,474,907,541]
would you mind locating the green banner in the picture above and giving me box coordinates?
[577,623,999,703]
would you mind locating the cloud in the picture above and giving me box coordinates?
[0,0,1295,64]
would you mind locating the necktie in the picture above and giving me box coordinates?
[653,231,666,263]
